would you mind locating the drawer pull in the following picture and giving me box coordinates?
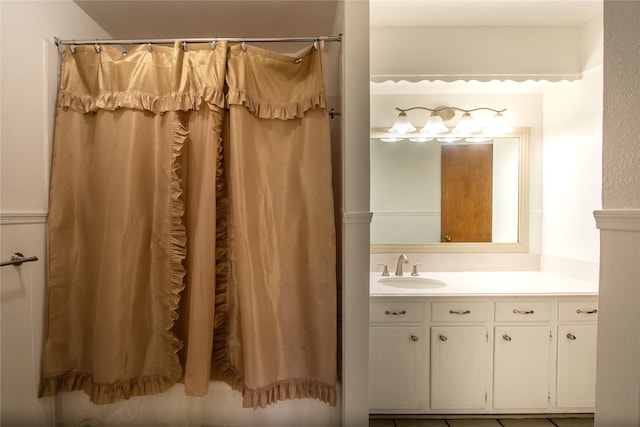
[513,309,534,315]
[449,310,471,315]
[411,335,419,342]
[503,334,512,341]
[576,309,598,314]
[384,310,407,316]
[439,334,448,342]
[567,333,577,340]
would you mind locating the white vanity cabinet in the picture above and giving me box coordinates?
[369,301,425,410]
[430,302,490,411]
[556,301,599,409]
[369,292,598,415]
[493,300,553,410]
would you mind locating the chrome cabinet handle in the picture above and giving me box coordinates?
[567,333,577,340]
[439,334,448,342]
[513,309,534,315]
[411,335,419,342]
[576,309,598,314]
[503,334,512,341]
[1,252,39,267]
[449,310,471,315]
[384,310,406,316]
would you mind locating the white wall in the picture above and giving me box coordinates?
[369,16,603,281]
[539,13,603,283]
[0,1,359,426]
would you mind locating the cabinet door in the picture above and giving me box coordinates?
[431,326,488,410]
[494,326,551,409]
[369,326,424,410]
[557,325,597,408]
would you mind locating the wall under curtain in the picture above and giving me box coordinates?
[0,0,368,425]
[0,2,110,424]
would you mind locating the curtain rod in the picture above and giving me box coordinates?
[55,35,342,47]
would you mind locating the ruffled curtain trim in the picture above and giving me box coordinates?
[38,372,179,405]
[210,133,244,391]
[167,113,189,359]
[58,86,226,114]
[242,379,337,409]
[226,87,327,120]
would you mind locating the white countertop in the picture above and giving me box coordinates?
[370,271,599,297]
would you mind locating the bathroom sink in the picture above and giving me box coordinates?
[378,276,447,289]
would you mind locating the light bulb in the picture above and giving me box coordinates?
[420,115,448,135]
[483,112,513,134]
[388,111,416,134]
[453,112,481,135]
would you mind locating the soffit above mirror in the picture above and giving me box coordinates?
[370,79,566,95]
[370,0,602,28]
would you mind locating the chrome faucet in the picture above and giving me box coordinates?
[395,254,409,276]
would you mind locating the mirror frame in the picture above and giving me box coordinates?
[370,127,530,254]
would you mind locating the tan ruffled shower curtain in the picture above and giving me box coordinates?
[40,40,336,409]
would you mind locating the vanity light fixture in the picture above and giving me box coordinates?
[389,106,513,136]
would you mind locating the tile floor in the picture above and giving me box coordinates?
[370,417,594,427]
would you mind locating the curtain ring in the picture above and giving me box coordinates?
[182,41,188,52]
[146,42,153,52]
[70,43,76,54]
[241,39,247,52]
[210,39,217,50]
[94,43,101,53]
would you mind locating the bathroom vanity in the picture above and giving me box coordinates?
[369,271,598,415]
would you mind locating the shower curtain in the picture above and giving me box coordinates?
[40,40,337,409]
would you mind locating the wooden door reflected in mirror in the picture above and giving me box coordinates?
[441,144,493,242]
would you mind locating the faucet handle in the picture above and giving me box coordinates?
[378,263,390,276]
[411,264,421,276]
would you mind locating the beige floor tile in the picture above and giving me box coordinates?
[498,419,555,427]
[395,420,449,427]
[369,419,395,427]
[549,418,594,427]
[448,419,502,427]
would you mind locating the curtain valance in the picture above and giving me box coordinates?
[58,41,227,113]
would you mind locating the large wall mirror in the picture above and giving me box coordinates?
[370,128,529,253]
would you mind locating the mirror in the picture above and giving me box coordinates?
[370,128,529,253]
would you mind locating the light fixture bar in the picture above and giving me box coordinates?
[395,106,507,114]
[388,105,512,137]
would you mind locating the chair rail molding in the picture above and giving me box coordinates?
[0,211,48,225]
[594,209,640,232]
[342,211,373,224]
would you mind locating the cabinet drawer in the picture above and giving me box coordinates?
[370,301,424,323]
[432,302,487,322]
[495,301,550,322]
[558,301,599,322]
